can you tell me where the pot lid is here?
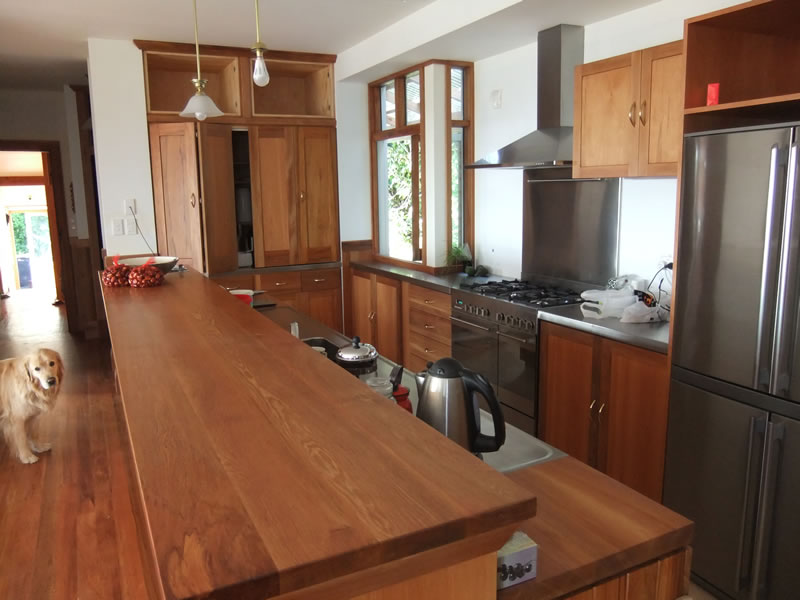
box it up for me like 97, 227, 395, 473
337, 337, 378, 362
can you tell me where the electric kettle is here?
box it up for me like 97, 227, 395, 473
415, 357, 506, 454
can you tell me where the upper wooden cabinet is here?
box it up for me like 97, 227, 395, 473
538, 321, 670, 502
149, 122, 238, 274
138, 43, 336, 122
573, 40, 683, 178
250, 125, 340, 267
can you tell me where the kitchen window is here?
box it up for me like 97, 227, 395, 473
370, 62, 473, 269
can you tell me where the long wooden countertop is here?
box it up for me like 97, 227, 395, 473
100, 270, 536, 600
500, 458, 693, 600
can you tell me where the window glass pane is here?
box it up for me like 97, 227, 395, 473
377, 136, 417, 261
451, 67, 464, 120
451, 128, 464, 251
405, 71, 421, 125
380, 80, 396, 130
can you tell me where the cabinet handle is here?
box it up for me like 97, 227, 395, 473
313, 278, 326, 283
368, 312, 376, 321
299, 191, 305, 200
424, 299, 434, 304
639, 99, 647, 126
598, 403, 606, 416
589, 399, 596, 412
190, 193, 197, 208
424, 324, 434, 330
628, 102, 637, 127
424, 348, 432, 353
274, 282, 286, 287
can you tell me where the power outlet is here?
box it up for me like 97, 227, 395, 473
111, 218, 124, 236
124, 198, 136, 215
124, 217, 138, 236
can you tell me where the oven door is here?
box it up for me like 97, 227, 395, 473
449, 315, 498, 384
496, 328, 538, 435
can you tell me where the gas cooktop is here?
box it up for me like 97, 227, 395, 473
459, 279, 583, 308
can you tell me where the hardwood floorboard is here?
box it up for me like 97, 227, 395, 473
0, 290, 151, 600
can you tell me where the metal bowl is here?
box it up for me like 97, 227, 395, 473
119, 256, 179, 274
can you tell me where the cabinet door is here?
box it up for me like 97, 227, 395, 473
301, 288, 343, 332
251, 126, 297, 267
149, 122, 204, 269
375, 275, 402, 364
297, 127, 340, 264
197, 123, 238, 274
599, 339, 669, 501
573, 52, 641, 178
538, 322, 597, 463
351, 270, 374, 345
638, 41, 683, 177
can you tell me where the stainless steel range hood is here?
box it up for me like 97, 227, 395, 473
467, 24, 583, 174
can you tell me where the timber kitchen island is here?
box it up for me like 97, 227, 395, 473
100, 269, 537, 600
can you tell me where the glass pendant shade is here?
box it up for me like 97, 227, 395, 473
253, 54, 270, 87
180, 89, 223, 121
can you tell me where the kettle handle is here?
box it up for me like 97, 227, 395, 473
463, 369, 505, 452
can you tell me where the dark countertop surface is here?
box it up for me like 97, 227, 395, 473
350, 262, 670, 353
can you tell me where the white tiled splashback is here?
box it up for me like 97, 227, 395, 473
617, 177, 677, 281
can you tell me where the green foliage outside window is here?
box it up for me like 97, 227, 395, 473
387, 138, 413, 246
12, 213, 28, 255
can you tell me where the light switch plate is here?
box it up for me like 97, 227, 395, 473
124, 198, 136, 215
124, 217, 137, 236
111, 218, 124, 236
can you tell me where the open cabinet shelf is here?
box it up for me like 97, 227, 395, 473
250, 59, 334, 118
684, 0, 800, 114
144, 51, 241, 116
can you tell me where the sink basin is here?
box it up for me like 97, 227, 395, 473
302, 337, 340, 361
480, 411, 566, 473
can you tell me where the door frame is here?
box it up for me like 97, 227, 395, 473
0, 140, 79, 333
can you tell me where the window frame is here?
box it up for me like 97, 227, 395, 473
368, 60, 474, 273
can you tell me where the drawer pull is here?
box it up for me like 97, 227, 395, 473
424, 299, 434, 304
424, 348, 432, 353
313, 278, 326, 283
274, 282, 287, 287
424, 324, 434, 330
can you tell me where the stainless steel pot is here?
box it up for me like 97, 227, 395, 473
336, 337, 378, 379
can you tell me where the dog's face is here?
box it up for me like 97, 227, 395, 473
26, 349, 64, 392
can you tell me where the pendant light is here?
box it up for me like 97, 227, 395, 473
180, 0, 223, 121
251, 0, 270, 87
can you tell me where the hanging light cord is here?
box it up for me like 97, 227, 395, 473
192, 0, 201, 80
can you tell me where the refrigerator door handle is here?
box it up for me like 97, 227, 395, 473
735, 416, 767, 592
755, 145, 787, 391
749, 421, 785, 600
770, 142, 800, 396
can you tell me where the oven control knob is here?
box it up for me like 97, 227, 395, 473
506, 315, 518, 327
524, 319, 534, 330
483, 308, 490, 318
496, 313, 505, 322
467, 305, 475, 314
479, 307, 488, 317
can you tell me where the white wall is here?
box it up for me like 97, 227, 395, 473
335, 81, 372, 241
87, 38, 155, 256
0, 89, 78, 237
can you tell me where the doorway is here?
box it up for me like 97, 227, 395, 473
0, 152, 62, 302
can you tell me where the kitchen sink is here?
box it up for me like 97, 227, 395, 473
302, 337, 340, 361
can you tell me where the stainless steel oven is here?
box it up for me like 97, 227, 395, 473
450, 291, 538, 435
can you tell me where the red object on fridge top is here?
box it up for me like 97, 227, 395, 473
393, 386, 413, 413
707, 83, 720, 106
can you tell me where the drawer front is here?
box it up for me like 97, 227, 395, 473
407, 284, 451, 318
257, 271, 302, 292
408, 334, 451, 362
408, 309, 451, 346
211, 274, 256, 290
301, 268, 341, 291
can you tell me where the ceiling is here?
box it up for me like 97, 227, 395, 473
0, 0, 656, 90
0, 0, 436, 89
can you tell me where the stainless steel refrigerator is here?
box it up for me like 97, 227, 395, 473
665, 125, 800, 600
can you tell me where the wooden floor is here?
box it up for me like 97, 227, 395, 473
0, 290, 150, 599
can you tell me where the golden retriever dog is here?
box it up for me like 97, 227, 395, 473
0, 348, 64, 464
